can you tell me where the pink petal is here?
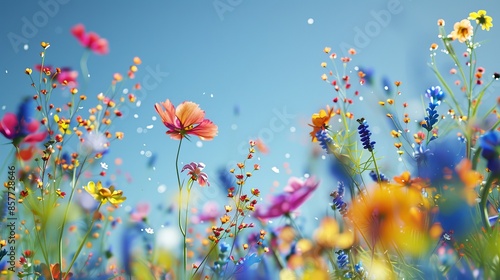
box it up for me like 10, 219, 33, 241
155, 99, 177, 129
24, 131, 47, 143
71, 24, 86, 41
0, 113, 18, 139
188, 119, 218, 140
91, 38, 109, 55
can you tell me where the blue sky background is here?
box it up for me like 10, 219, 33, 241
1, 0, 500, 249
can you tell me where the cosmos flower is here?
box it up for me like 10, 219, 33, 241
468, 10, 493, 31
254, 177, 320, 219
155, 99, 218, 140
449, 19, 473, 43
0, 98, 47, 147
71, 23, 109, 55
84, 181, 126, 206
182, 162, 210, 186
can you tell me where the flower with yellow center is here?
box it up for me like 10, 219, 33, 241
468, 10, 493, 31
84, 181, 126, 206
449, 19, 473, 43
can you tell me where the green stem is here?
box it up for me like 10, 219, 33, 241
64, 201, 103, 277
480, 173, 499, 230
173, 138, 186, 277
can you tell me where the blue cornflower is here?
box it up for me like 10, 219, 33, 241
217, 167, 236, 191
369, 170, 389, 182
316, 129, 334, 153
422, 102, 439, 132
331, 181, 348, 217
479, 130, 500, 175
336, 250, 349, 269
425, 86, 445, 105
357, 118, 376, 152
355, 262, 365, 274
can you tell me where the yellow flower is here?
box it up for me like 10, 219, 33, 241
54, 115, 71, 134
469, 10, 493, 31
449, 19, 473, 43
84, 181, 126, 206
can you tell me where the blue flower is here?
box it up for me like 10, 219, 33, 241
217, 167, 235, 191
422, 102, 439, 132
316, 129, 334, 153
369, 170, 389, 182
336, 250, 349, 269
425, 86, 445, 105
357, 118, 376, 152
479, 130, 500, 175
331, 181, 348, 217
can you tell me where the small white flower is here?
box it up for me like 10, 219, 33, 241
100, 162, 108, 170
144, 227, 154, 234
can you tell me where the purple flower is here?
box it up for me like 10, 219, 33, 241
357, 118, 376, 152
182, 162, 210, 186
254, 177, 320, 219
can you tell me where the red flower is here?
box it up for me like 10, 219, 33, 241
0, 99, 47, 147
71, 24, 109, 55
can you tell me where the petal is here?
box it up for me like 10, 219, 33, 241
181, 162, 196, 173
24, 131, 48, 143
71, 24, 86, 41
176, 101, 205, 128
155, 99, 177, 128
0, 113, 18, 139
188, 119, 218, 140
91, 38, 109, 55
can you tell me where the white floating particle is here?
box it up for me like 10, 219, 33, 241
100, 162, 108, 170
140, 150, 145, 155
152, 116, 157, 121
210, 94, 214, 98
271, 167, 280, 173
315, 217, 318, 220
88, 74, 91, 78
384, 86, 389, 90
124, 205, 132, 212
1, 106, 5, 110
338, 119, 342, 122
143, 129, 148, 134
146, 124, 154, 129
157, 184, 167, 193
359, 96, 364, 101
148, 177, 151, 181
122, 88, 129, 94
321, 155, 326, 160
136, 127, 143, 133
134, 114, 139, 118
231, 124, 238, 130
136, 100, 142, 107
303, 173, 310, 178
145, 151, 152, 157
290, 127, 296, 132
24, 44, 29, 50
144, 227, 154, 234
202, 92, 206, 95
196, 141, 203, 148
307, 18, 314, 24
285, 153, 290, 159
5, 70, 8, 74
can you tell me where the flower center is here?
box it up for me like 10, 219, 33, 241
99, 188, 112, 198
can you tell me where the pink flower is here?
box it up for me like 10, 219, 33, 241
254, 177, 320, 219
0, 99, 47, 147
71, 23, 109, 55
191, 201, 221, 223
57, 68, 79, 88
182, 162, 210, 186
155, 99, 218, 140
130, 202, 150, 223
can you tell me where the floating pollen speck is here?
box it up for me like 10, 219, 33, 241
271, 167, 280, 173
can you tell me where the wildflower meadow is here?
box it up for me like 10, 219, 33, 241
1, 2, 500, 280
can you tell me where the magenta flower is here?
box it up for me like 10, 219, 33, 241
57, 68, 79, 88
191, 201, 221, 223
182, 162, 210, 186
0, 99, 47, 147
254, 177, 320, 219
71, 23, 109, 55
